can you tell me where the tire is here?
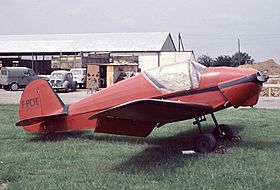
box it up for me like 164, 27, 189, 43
72, 82, 77, 91
64, 82, 69, 92
194, 133, 217, 153
11, 83, 19, 91
213, 124, 234, 140
3, 85, 10, 91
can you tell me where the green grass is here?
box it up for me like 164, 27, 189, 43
0, 105, 280, 190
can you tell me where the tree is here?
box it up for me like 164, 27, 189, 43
197, 52, 254, 67
231, 52, 253, 67
213, 55, 231, 67
197, 54, 214, 67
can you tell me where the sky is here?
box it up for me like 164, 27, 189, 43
0, 0, 279, 63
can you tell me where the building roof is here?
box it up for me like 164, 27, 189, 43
0, 32, 176, 54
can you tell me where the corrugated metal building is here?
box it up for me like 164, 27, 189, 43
0, 32, 194, 73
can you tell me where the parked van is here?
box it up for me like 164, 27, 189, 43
70, 68, 86, 88
0, 67, 38, 91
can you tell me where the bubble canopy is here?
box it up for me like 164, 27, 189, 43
144, 61, 206, 92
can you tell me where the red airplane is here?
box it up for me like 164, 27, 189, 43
16, 61, 268, 153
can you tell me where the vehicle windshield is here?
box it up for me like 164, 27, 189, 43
71, 70, 82, 75
50, 73, 65, 80
0, 69, 7, 75
144, 61, 206, 92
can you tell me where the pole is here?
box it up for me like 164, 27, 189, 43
178, 33, 181, 52
178, 33, 185, 52
238, 38, 241, 66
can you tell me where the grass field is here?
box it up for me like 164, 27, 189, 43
0, 105, 280, 190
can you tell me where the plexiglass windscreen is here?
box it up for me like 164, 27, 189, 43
144, 61, 205, 92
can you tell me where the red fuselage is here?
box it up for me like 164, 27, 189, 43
22, 66, 261, 133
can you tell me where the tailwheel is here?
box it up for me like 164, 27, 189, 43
194, 133, 217, 153
213, 124, 241, 142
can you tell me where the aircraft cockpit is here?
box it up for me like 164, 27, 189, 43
144, 61, 206, 92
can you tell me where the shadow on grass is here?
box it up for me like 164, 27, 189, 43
112, 139, 280, 174
26, 123, 280, 173
29, 128, 199, 147
29, 127, 203, 172
28, 124, 245, 143
28, 124, 249, 151
112, 129, 201, 173
27, 123, 280, 172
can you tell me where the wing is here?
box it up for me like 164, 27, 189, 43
90, 99, 213, 137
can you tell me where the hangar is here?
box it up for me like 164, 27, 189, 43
0, 32, 194, 74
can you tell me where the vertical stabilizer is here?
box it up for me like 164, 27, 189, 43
17, 79, 66, 127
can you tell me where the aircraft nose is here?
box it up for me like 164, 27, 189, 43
217, 68, 267, 108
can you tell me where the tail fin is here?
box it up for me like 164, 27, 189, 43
16, 79, 67, 127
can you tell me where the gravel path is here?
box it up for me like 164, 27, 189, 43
0, 89, 279, 109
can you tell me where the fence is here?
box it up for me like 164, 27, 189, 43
263, 75, 280, 97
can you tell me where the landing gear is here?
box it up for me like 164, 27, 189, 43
213, 124, 234, 140
192, 113, 240, 153
193, 116, 217, 153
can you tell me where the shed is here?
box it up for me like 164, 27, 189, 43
0, 32, 193, 73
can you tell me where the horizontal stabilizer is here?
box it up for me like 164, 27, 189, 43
16, 112, 68, 126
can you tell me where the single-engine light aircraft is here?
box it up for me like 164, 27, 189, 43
16, 61, 268, 152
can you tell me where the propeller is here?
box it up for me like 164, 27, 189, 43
256, 71, 269, 83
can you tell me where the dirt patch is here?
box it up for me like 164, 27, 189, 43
240, 59, 280, 75
240, 59, 280, 97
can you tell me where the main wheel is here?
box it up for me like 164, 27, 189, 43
194, 133, 217, 153
11, 83, 19, 91
213, 124, 234, 140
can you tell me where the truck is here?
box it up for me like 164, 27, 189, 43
0, 67, 38, 91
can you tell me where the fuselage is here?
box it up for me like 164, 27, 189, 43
20, 61, 264, 134
61, 66, 262, 132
